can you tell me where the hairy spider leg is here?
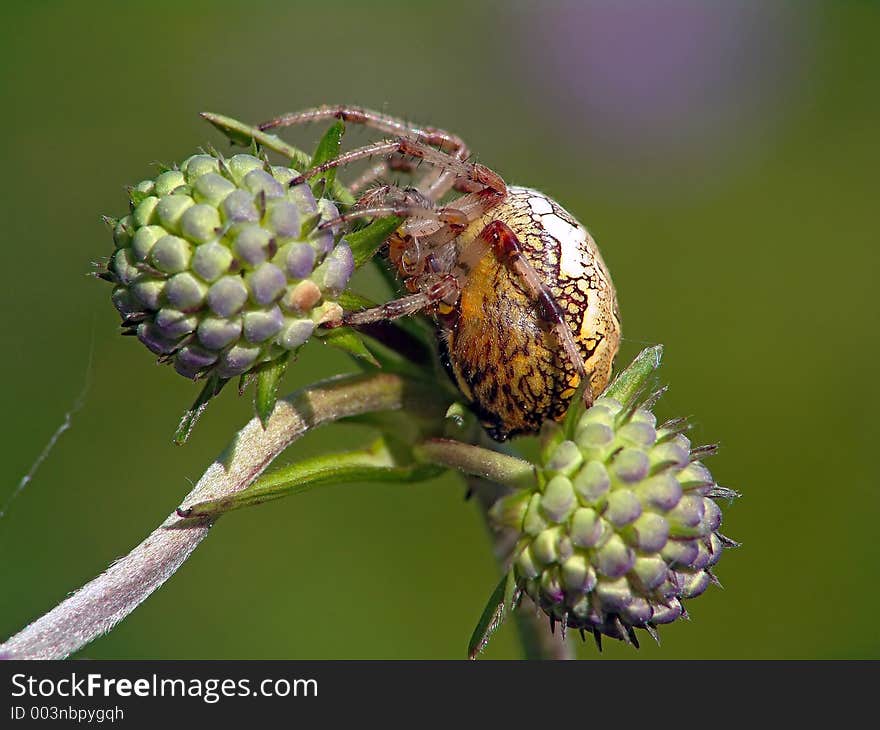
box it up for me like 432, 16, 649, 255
478, 219, 594, 407
258, 104, 469, 154
289, 137, 505, 196
348, 154, 415, 194
292, 137, 514, 342
256, 105, 472, 200
342, 275, 460, 326
319, 184, 469, 233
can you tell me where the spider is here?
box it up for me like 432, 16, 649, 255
258, 105, 621, 441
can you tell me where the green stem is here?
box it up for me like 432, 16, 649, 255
0, 371, 441, 660
413, 438, 536, 491
183, 438, 443, 517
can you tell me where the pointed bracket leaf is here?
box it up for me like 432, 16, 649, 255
180, 439, 443, 517
254, 353, 291, 428
309, 120, 345, 199
319, 326, 380, 368
346, 217, 403, 268
174, 375, 229, 445
604, 344, 664, 405
468, 569, 520, 660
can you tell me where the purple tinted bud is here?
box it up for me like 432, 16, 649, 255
612, 448, 650, 484
221, 189, 260, 223
661, 539, 699, 567
288, 179, 319, 215
277, 318, 315, 350
197, 317, 241, 350
216, 344, 262, 377
136, 322, 179, 355
112, 286, 139, 316
111, 248, 139, 285
180, 204, 221, 244
207, 276, 248, 317
652, 441, 690, 469
243, 306, 285, 343
150, 235, 192, 274
625, 513, 669, 553
317, 243, 354, 293
243, 168, 285, 199
174, 345, 218, 379
622, 598, 653, 625
232, 225, 271, 267
312, 199, 340, 254
285, 242, 316, 279
631, 556, 668, 590
265, 201, 301, 238
618, 421, 657, 448
676, 570, 710, 599
570, 508, 603, 548
605, 489, 642, 527
593, 535, 636, 578
246, 263, 286, 306
154, 308, 198, 339
636, 473, 682, 511
130, 279, 164, 310
164, 273, 207, 311
192, 172, 236, 207
191, 242, 233, 282
650, 600, 683, 625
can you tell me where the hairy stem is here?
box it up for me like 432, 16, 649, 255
0, 372, 434, 660
415, 439, 536, 491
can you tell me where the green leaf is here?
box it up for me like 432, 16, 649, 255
174, 375, 229, 445
299, 212, 322, 239
356, 327, 432, 380
254, 353, 290, 429
562, 379, 592, 440
336, 290, 377, 312
126, 186, 150, 207
181, 439, 442, 517
560, 345, 665, 439
199, 112, 355, 205
346, 217, 402, 268
320, 326, 380, 368
468, 569, 519, 660
309, 120, 345, 198
604, 344, 664, 405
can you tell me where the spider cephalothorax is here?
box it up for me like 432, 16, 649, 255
258, 105, 621, 440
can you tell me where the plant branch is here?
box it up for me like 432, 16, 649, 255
414, 439, 536, 491
0, 372, 436, 660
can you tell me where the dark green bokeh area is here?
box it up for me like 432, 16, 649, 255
0, 1, 877, 659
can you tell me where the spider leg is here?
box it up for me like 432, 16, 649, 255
257, 104, 469, 155
257, 105, 477, 202
348, 154, 415, 194
478, 220, 594, 408
289, 137, 505, 232
320, 184, 468, 234
342, 275, 459, 326
321, 203, 467, 232
290, 137, 505, 197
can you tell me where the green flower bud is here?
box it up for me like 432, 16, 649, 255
101, 152, 354, 381
491, 395, 738, 648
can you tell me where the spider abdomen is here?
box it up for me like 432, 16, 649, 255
439, 187, 620, 441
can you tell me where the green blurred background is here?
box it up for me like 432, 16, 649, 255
0, 1, 877, 659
